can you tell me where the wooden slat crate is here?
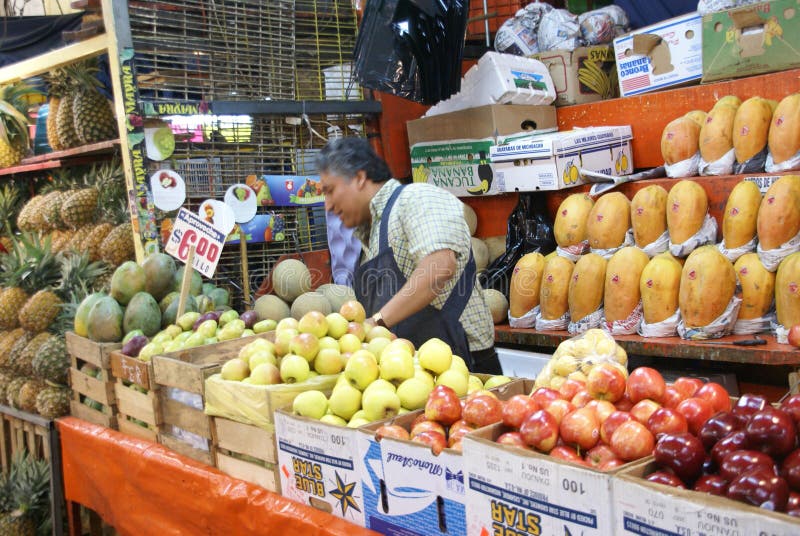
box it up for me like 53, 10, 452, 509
66, 332, 120, 429
111, 351, 161, 442
213, 417, 280, 492
0, 404, 53, 472
152, 333, 274, 466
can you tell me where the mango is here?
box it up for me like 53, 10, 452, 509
679, 246, 736, 328
568, 253, 606, 321
722, 180, 761, 249
539, 256, 574, 321
667, 180, 708, 244
509, 252, 545, 318
640, 253, 683, 324
630, 185, 668, 248
757, 175, 800, 250
554, 193, 594, 248
734, 253, 775, 320
587, 192, 630, 250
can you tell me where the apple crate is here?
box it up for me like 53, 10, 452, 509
152, 333, 274, 466
212, 417, 280, 492
110, 351, 161, 443
66, 332, 121, 429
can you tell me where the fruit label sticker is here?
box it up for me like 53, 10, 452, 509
224, 184, 257, 223
150, 169, 186, 211
144, 125, 176, 161
165, 208, 225, 278
197, 199, 235, 236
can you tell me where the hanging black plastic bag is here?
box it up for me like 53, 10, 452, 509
480, 193, 555, 296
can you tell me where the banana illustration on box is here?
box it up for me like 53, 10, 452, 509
465, 151, 494, 195
615, 151, 629, 174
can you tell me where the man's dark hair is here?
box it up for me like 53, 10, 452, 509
315, 137, 392, 183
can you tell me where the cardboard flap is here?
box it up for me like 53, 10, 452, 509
731, 9, 764, 30
632, 33, 662, 56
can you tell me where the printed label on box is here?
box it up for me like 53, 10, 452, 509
410, 139, 499, 197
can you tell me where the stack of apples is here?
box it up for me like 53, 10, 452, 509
647, 390, 800, 516
534, 329, 629, 391
486, 364, 736, 471
374, 384, 511, 454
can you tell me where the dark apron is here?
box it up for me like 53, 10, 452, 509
353, 184, 476, 367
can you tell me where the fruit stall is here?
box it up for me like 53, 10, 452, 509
1, 0, 800, 535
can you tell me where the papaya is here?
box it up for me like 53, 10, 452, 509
733, 97, 775, 163
539, 255, 574, 320
640, 252, 683, 324
554, 193, 594, 248
568, 253, 606, 321
768, 93, 800, 165
604, 247, 650, 322
715, 95, 742, 109
756, 175, 800, 249
679, 245, 736, 328
722, 180, 761, 249
586, 192, 630, 250
684, 110, 707, 128
776, 252, 800, 328
734, 253, 775, 320
700, 104, 738, 163
661, 116, 701, 165
630, 185, 668, 248
667, 180, 708, 244
509, 252, 545, 318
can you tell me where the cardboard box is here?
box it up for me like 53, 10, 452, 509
614, 459, 800, 535
702, 0, 800, 83
533, 46, 618, 106
463, 423, 636, 535
613, 13, 703, 97
490, 126, 633, 192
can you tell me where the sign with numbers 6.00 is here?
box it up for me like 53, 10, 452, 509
164, 208, 225, 278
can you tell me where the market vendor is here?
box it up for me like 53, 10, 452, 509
317, 137, 501, 374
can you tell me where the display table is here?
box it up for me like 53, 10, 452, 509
57, 417, 379, 536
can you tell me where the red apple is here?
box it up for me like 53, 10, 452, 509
788, 491, 800, 510
586, 362, 627, 402
727, 468, 789, 512
496, 431, 528, 450
502, 395, 539, 429
550, 445, 583, 464
711, 431, 750, 466
560, 407, 600, 450
676, 397, 715, 435
585, 444, 618, 468
647, 471, 686, 488
698, 411, 744, 451
695, 382, 732, 414
520, 409, 559, 453
630, 399, 662, 425
412, 430, 447, 455
450, 439, 463, 452
610, 420, 655, 461
571, 389, 594, 408
647, 407, 689, 438
601, 410, 635, 445
410, 412, 428, 429
780, 394, 800, 429
425, 385, 462, 425
585, 399, 616, 424
531, 387, 561, 408
543, 399, 575, 426
654, 432, 706, 482
463, 394, 504, 428
673, 377, 704, 399
789, 324, 800, 348
693, 474, 729, 496
375, 424, 410, 441
746, 407, 798, 458
447, 419, 475, 447
661, 387, 685, 409
465, 389, 498, 402
719, 450, 776, 482
410, 420, 447, 439
626, 367, 666, 404
781, 449, 800, 492
732, 393, 768, 420
614, 393, 634, 412
599, 458, 625, 471
558, 378, 586, 401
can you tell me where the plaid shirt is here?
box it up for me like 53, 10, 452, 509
354, 179, 494, 352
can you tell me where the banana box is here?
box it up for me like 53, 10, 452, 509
490, 125, 633, 192
410, 139, 501, 197
533, 45, 618, 106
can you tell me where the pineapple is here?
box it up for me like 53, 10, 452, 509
101, 222, 134, 267
44, 67, 69, 151
83, 222, 113, 261
0, 183, 21, 237
0, 367, 12, 402
35, 383, 71, 419
0, 83, 37, 168
60, 188, 98, 228
0, 453, 51, 535
17, 379, 45, 412
0, 288, 27, 330
16, 194, 47, 232
5, 331, 34, 372
10, 332, 51, 377
55, 73, 80, 149
0, 328, 26, 366
32, 334, 69, 385
66, 59, 117, 145
5, 376, 29, 408
65, 224, 95, 255
49, 228, 75, 253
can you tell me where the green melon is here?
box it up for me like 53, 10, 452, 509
74, 292, 107, 337
142, 253, 177, 302
110, 261, 146, 305
208, 287, 230, 307
172, 266, 203, 296
123, 292, 162, 336
86, 295, 124, 342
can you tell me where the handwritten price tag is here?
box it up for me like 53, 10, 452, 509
164, 208, 225, 278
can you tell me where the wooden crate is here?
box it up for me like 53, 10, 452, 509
0, 404, 54, 472
65, 331, 122, 369
111, 351, 161, 441
213, 417, 280, 492
66, 332, 120, 429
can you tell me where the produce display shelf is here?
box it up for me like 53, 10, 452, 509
0, 34, 109, 85
495, 325, 800, 365
0, 139, 120, 177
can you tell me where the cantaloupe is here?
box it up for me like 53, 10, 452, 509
463, 203, 478, 236
768, 93, 800, 165
254, 294, 291, 322
485, 289, 509, 324
661, 117, 701, 165
540, 256, 574, 320
485, 236, 507, 264
630, 185, 668, 248
472, 237, 490, 271
568, 253, 606, 321
776, 252, 800, 328
587, 192, 630, 250
667, 180, 708, 244
722, 180, 761, 249
272, 259, 311, 302
733, 97, 775, 164
604, 247, 650, 322
291, 291, 332, 319
679, 246, 736, 328
509, 252, 545, 318
734, 253, 775, 320
757, 175, 800, 250
554, 193, 594, 248
640, 253, 683, 324
700, 104, 738, 163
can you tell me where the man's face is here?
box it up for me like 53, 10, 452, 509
321, 171, 369, 228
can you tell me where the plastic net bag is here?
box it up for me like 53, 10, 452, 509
677, 296, 742, 340
533, 328, 628, 390
665, 152, 701, 178
638, 309, 681, 338
757, 227, 800, 272
637, 230, 670, 258
494, 1, 553, 56
699, 148, 736, 176
669, 214, 718, 258
603, 300, 644, 336
718, 236, 757, 263
568, 306, 604, 334
509, 305, 539, 328
578, 10, 615, 46
538, 9, 582, 52
591, 229, 634, 260
772, 319, 790, 344
732, 147, 768, 174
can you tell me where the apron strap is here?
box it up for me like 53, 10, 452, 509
441, 251, 477, 321
378, 184, 407, 252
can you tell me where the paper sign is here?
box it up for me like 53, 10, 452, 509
224, 184, 257, 223
144, 125, 176, 161
197, 199, 235, 235
150, 169, 186, 211
164, 208, 225, 278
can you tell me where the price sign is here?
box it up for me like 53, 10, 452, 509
164, 208, 225, 278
